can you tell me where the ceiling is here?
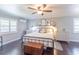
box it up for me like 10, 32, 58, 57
0, 4, 79, 19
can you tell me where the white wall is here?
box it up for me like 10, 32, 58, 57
26, 19, 41, 33
2, 32, 20, 45
53, 17, 79, 42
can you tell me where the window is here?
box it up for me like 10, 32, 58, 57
0, 19, 9, 32
0, 18, 17, 32
10, 20, 17, 32
73, 18, 79, 33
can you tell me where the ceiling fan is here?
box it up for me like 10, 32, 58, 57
27, 4, 52, 16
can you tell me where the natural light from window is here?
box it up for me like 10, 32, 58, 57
73, 18, 79, 33
0, 18, 17, 32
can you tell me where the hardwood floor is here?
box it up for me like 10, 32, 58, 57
0, 40, 24, 55
0, 40, 79, 55
54, 41, 79, 55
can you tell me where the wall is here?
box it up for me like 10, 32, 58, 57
53, 16, 79, 42
26, 19, 41, 33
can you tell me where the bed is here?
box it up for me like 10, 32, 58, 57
23, 32, 54, 49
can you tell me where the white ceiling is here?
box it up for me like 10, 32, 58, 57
0, 4, 79, 19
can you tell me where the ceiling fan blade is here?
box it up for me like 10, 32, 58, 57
32, 12, 37, 14
28, 7, 36, 10
43, 10, 52, 12
43, 4, 47, 8
37, 6, 41, 10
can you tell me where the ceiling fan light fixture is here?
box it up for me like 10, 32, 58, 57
37, 11, 42, 14
28, 4, 52, 16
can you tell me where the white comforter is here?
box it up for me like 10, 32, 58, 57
24, 32, 54, 39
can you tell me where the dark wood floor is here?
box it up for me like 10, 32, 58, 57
0, 40, 24, 55
0, 40, 79, 55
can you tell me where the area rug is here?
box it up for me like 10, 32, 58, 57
54, 42, 63, 51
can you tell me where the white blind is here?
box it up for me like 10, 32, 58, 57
0, 18, 17, 32
73, 18, 79, 33
0, 19, 9, 32
10, 20, 17, 32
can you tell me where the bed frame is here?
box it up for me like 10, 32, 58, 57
22, 35, 54, 49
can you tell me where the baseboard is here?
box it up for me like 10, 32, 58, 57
69, 40, 79, 43
56, 39, 79, 43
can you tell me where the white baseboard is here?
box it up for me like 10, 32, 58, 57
69, 40, 79, 42
57, 39, 79, 42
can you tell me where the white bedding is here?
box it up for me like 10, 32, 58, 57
24, 32, 54, 39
